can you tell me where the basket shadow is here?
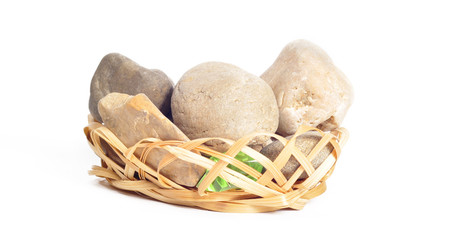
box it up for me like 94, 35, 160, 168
92, 179, 222, 212
92, 179, 296, 213
93, 179, 148, 200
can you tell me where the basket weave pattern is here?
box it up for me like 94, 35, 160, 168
85, 116, 348, 213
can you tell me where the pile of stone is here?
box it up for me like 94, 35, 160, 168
88, 39, 353, 188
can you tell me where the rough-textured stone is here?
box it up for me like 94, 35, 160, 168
261, 40, 353, 135
100, 139, 125, 167
89, 53, 174, 122
260, 131, 333, 180
98, 92, 205, 187
171, 62, 279, 150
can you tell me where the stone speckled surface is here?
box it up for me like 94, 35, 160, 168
171, 62, 279, 150
261, 40, 353, 135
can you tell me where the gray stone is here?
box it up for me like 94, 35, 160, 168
260, 131, 333, 180
98, 92, 205, 187
89, 53, 174, 122
100, 139, 125, 167
171, 62, 279, 151
261, 40, 353, 135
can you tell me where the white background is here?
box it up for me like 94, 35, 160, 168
1, 0, 455, 239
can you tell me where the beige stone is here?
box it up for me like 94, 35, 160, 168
171, 62, 279, 150
260, 131, 333, 180
98, 93, 205, 187
261, 40, 353, 135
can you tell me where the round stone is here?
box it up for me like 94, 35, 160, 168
171, 62, 279, 148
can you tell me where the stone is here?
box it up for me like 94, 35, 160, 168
260, 131, 333, 180
98, 92, 205, 187
100, 139, 125, 167
261, 40, 353, 135
89, 53, 174, 122
171, 62, 279, 150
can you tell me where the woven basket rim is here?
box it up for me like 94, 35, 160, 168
84, 115, 348, 213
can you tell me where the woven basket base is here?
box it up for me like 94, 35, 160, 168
84, 116, 348, 213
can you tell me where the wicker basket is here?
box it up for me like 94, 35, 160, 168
84, 115, 348, 213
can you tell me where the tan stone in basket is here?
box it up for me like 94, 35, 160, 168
84, 115, 348, 213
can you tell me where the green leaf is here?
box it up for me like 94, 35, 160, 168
196, 151, 263, 192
